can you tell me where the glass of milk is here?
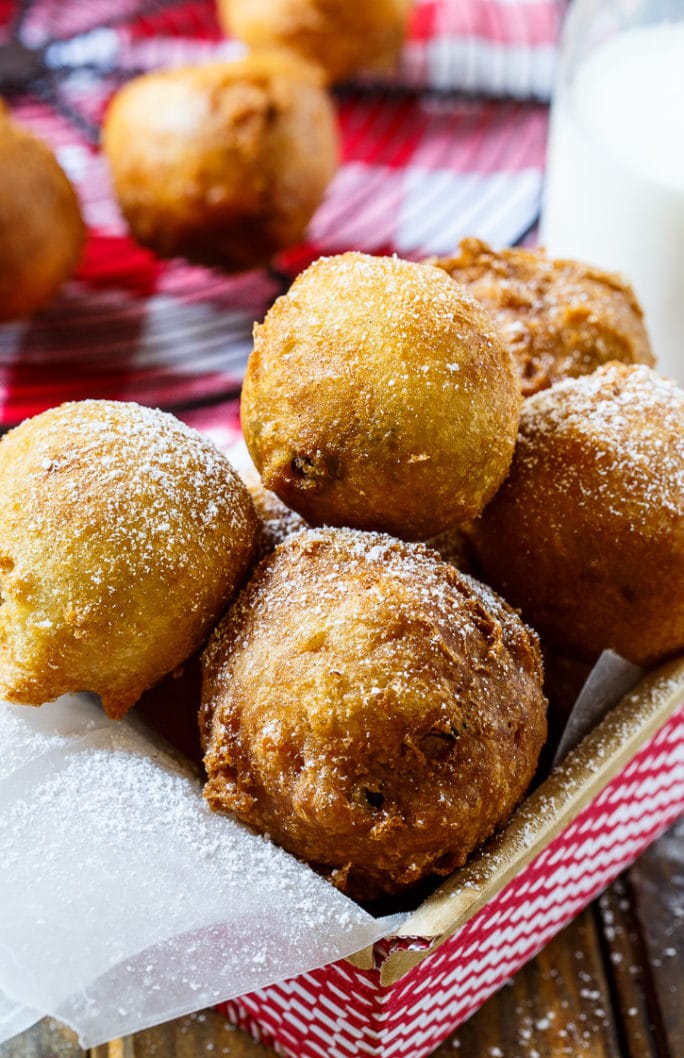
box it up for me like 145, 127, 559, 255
540, 0, 684, 384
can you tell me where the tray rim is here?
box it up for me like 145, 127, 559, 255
343, 654, 684, 981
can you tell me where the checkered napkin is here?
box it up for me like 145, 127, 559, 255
0, 0, 563, 440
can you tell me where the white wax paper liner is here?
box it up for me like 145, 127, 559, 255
0, 695, 400, 1048
553, 649, 645, 766
0, 995, 42, 1044
0, 651, 643, 1048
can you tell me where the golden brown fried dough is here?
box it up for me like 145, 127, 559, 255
0, 400, 258, 718
472, 363, 684, 668
217, 0, 412, 85
234, 453, 309, 558
0, 102, 84, 321
248, 475, 309, 557
201, 527, 547, 900
431, 238, 654, 397
241, 252, 521, 540
425, 522, 476, 574
102, 54, 338, 271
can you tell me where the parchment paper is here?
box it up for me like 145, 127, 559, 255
553, 649, 645, 765
0, 695, 400, 1048
0, 638, 647, 1050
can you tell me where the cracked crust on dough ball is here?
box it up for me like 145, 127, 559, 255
201, 527, 547, 900
431, 238, 654, 397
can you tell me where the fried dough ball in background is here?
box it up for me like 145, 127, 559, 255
0, 400, 258, 718
102, 54, 338, 272
241, 252, 521, 540
471, 363, 684, 669
217, 0, 412, 85
201, 528, 547, 901
431, 238, 654, 397
0, 102, 84, 321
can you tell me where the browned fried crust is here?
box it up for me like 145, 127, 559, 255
102, 54, 338, 272
241, 252, 521, 540
431, 238, 654, 397
0, 400, 259, 717
0, 105, 84, 321
472, 363, 684, 668
201, 527, 547, 900
217, 0, 412, 85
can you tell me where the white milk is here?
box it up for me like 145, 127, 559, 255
541, 22, 684, 384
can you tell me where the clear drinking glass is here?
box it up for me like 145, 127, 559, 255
540, 0, 684, 383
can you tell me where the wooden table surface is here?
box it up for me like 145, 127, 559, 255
3, 813, 682, 1058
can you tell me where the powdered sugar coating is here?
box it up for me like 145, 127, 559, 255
473, 363, 684, 668
0, 400, 258, 716
518, 363, 684, 524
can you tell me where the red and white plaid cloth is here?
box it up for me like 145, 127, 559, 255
0, 0, 564, 442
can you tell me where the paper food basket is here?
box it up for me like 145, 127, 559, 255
215, 656, 684, 1058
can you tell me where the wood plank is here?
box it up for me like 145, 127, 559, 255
630, 815, 684, 1058
0, 1019, 83, 1058
89, 1009, 271, 1058
596, 880, 661, 1058
435, 906, 623, 1058
597, 815, 684, 1058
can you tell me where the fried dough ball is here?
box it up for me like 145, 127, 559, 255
425, 522, 476, 574
201, 527, 547, 900
0, 400, 258, 718
248, 471, 476, 570
102, 54, 338, 272
235, 454, 309, 559
241, 252, 521, 540
472, 363, 684, 668
249, 476, 309, 557
0, 102, 84, 321
217, 0, 412, 85
431, 238, 654, 397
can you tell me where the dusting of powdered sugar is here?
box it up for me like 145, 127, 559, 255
0, 711, 387, 1032
518, 363, 684, 523
203, 525, 542, 715
258, 251, 509, 392
2, 399, 254, 586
